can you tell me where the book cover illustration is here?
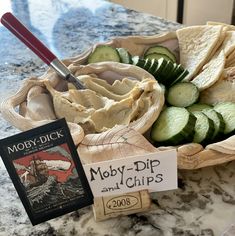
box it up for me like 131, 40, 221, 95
0, 119, 93, 225
13, 143, 85, 214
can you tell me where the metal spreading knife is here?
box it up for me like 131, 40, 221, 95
1, 12, 84, 89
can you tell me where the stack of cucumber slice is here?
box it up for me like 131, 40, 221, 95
151, 107, 196, 146
87, 45, 189, 87
150, 82, 235, 146
132, 56, 188, 87
150, 101, 231, 146
151, 81, 235, 146
144, 45, 177, 63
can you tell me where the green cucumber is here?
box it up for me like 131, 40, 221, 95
116, 48, 132, 64
187, 103, 212, 112
192, 111, 215, 144
132, 55, 189, 88
171, 64, 184, 80
159, 60, 175, 80
202, 109, 225, 140
143, 58, 152, 71
157, 61, 189, 87
164, 63, 184, 86
153, 58, 168, 81
88, 45, 120, 63
151, 107, 196, 145
132, 56, 145, 68
166, 82, 199, 107
170, 69, 189, 86
173, 63, 184, 74
148, 59, 158, 75
160, 61, 176, 87
144, 45, 176, 63
144, 53, 173, 63
170, 63, 189, 86
214, 102, 235, 134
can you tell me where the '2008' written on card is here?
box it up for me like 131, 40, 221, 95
84, 149, 177, 197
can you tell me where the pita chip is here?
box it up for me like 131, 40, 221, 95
206, 25, 228, 61
226, 48, 235, 63
200, 67, 235, 105
191, 50, 225, 90
221, 31, 235, 56
226, 58, 235, 68
203, 31, 235, 70
207, 21, 235, 31
176, 25, 223, 81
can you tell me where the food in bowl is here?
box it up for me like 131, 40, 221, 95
45, 74, 157, 134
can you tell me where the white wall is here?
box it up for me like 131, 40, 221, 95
110, 0, 234, 25
110, 0, 178, 21
183, 0, 234, 25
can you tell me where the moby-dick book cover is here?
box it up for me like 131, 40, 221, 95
0, 119, 93, 225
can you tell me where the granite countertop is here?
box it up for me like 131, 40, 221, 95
0, 0, 235, 235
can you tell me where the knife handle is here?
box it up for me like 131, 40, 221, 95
1, 12, 56, 65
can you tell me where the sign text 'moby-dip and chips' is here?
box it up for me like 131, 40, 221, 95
84, 149, 178, 197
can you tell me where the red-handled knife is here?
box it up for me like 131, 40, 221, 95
1, 12, 84, 89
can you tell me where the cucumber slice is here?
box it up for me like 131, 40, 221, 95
88, 45, 120, 63
144, 45, 176, 63
153, 58, 168, 80
143, 58, 152, 71
148, 59, 158, 75
214, 102, 235, 134
116, 48, 132, 64
132, 56, 145, 68
202, 109, 225, 139
159, 60, 175, 86
151, 107, 196, 145
161, 63, 186, 87
170, 69, 189, 86
145, 53, 173, 63
172, 64, 184, 78
187, 103, 212, 112
192, 111, 215, 144
167, 82, 199, 107
160, 60, 175, 78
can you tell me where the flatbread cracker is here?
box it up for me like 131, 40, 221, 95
225, 36, 235, 67
200, 67, 235, 105
226, 48, 235, 62
224, 66, 235, 78
207, 21, 235, 31
204, 31, 235, 69
202, 26, 227, 70
176, 25, 223, 81
207, 26, 227, 60
221, 31, 235, 56
226, 58, 235, 68
191, 50, 225, 90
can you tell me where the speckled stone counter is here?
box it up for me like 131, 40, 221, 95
1, 1, 235, 235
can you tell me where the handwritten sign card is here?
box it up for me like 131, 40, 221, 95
84, 149, 177, 197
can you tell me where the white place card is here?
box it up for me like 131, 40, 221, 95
84, 149, 178, 197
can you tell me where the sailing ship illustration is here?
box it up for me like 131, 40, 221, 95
12, 144, 85, 208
